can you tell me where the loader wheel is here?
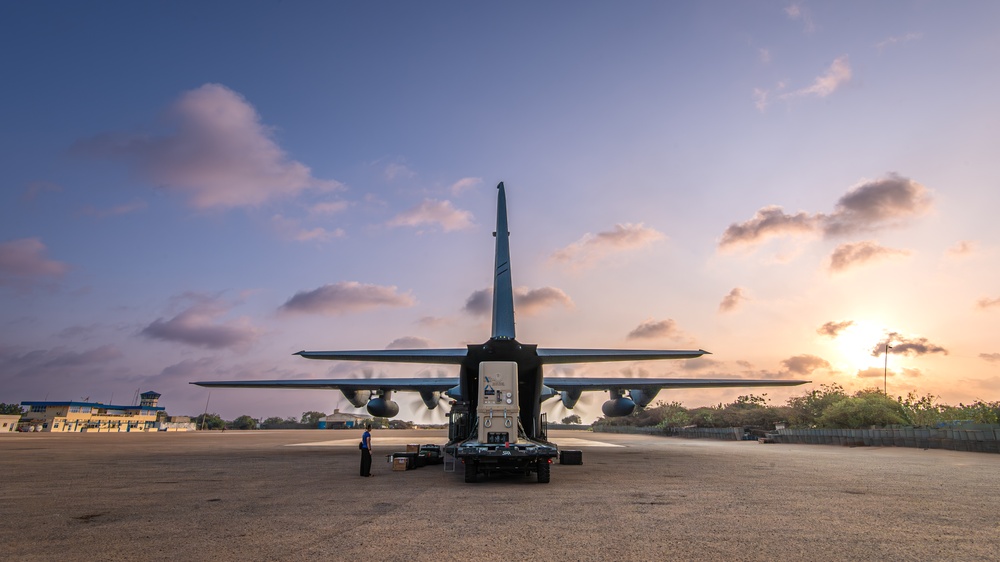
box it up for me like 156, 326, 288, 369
536, 460, 550, 483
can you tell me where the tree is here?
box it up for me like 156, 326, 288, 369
561, 414, 582, 425
817, 389, 908, 429
785, 384, 848, 428
194, 413, 225, 430
300, 411, 326, 426
231, 415, 258, 430
0, 403, 24, 415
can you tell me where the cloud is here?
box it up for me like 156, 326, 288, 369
719, 206, 819, 248
309, 201, 349, 215
386, 336, 432, 349
280, 281, 415, 315
43, 344, 124, 367
514, 286, 574, 315
140, 294, 260, 349
626, 318, 682, 341
71, 83, 340, 209
20, 181, 62, 202
270, 214, 345, 242
79, 200, 148, 218
946, 240, 976, 258
463, 286, 573, 317
871, 331, 948, 357
829, 241, 910, 272
781, 354, 830, 375
463, 289, 492, 316
856, 367, 885, 379
980, 353, 1000, 363
876, 33, 922, 51
817, 320, 854, 337
387, 199, 474, 232
550, 223, 665, 268
718, 287, 748, 313
720, 174, 932, 250
384, 162, 416, 181
822, 174, 933, 236
0, 238, 70, 286
783, 56, 851, 99
450, 177, 482, 195
784, 3, 815, 33
976, 296, 1000, 310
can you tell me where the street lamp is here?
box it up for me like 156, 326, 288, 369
884, 343, 893, 395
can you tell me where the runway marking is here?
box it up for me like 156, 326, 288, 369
287, 437, 622, 448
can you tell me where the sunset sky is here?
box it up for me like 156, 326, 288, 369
2, 1, 999, 422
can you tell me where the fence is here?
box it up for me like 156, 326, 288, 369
594, 425, 1000, 453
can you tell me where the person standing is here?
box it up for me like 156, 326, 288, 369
360, 424, 373, 477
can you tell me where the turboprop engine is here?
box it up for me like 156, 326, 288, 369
366, 391, 399, 418
601, 395, 636, 417
342, 390, 368, 409
629, 388, 661, 408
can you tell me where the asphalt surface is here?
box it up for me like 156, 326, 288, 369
2, 429, 998, 561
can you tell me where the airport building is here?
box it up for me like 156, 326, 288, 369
1, 414, 20, 433
319, 409, 371, 429
19, 391, 166, 433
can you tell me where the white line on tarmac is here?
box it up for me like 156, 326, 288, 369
286, 437, 623, 448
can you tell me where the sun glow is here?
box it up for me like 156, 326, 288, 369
829, 321, 887, 373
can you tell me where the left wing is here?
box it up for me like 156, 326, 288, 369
190, 377, 457, 392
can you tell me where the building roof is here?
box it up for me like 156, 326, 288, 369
20, 401, 165, 411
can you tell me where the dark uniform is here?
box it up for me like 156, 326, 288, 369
360, 426, 372, 477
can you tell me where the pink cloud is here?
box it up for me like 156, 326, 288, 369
0, 238, 70, 286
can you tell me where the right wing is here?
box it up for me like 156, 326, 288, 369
190, 377, 458, 393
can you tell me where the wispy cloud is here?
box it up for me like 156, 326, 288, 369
463, 286, 573, 316
871, 331, 948, 357
946, 240, 977, 258
140, 293, 260, 350
876, 33, 922, 51
72, 83, 340, 209
783, 56, 851, 99
977, 296, 1000, 310
309, 201, 349, 215
450, 177, 482, 195
781, 354, 830, 375
718, 287, 748, 313
817, 320, 854, 337
386, 336, 432, 349
829, 241, 910, 272
626, 318, 683, 341
550, 223, 665, 269
79, 200, 148, 218
784, 3, 815, 33
270, 214, 345, 242
20, 181, 62, 202
720, 173, 932, 250
980, 353, 1000, 363
0, 238, 70, 287
280, 281, 415, 315
384, 162, 416, 181
387, 199, 474, 232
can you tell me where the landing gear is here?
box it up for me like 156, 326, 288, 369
464, 461, 478, 483
536, 459, 550, 483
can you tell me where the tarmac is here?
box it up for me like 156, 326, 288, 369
2, 429, 999, 561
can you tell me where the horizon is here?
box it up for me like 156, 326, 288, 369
2, 2, 998, 422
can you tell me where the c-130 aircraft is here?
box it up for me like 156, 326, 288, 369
194, 183, 807, 483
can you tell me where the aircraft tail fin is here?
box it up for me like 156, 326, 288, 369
491, 182, 515, 340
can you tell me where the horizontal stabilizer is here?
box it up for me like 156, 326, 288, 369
191, 377, 458, 392
295, 349, 467, 364
537, 348, 709, 364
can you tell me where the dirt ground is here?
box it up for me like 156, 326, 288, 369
2, 429, 998, 561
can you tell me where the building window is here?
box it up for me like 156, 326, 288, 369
31, 405, 45, 412
69, 406, 81, 413
80, 407, 91, 414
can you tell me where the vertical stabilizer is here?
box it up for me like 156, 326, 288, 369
491, 182, 515, 339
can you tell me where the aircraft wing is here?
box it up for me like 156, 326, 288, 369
191, 377, 458, 392
543, 377, 809, 391
537, 348, 709, 364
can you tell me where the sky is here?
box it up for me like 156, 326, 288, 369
2, 1, 999, 423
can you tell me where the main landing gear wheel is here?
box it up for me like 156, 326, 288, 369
464, 461, 478, 483
536, 460, 550, 483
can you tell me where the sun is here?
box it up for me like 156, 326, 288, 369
829, 320, 886, 373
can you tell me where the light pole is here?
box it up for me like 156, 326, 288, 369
884, 343, 892, 395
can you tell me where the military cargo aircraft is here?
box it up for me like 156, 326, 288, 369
193, 183, 807, 459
